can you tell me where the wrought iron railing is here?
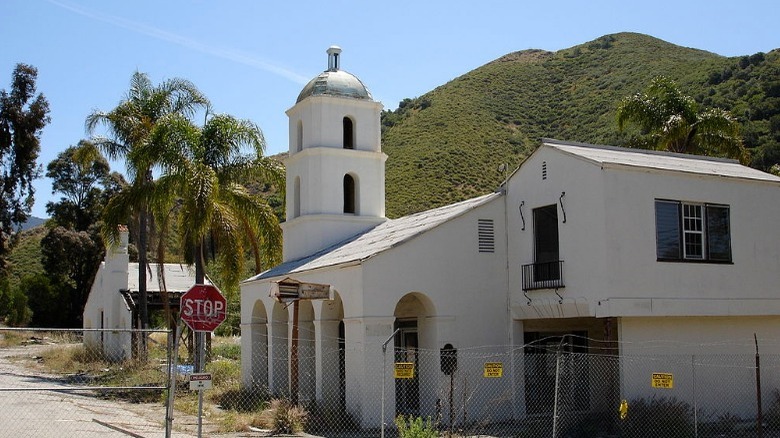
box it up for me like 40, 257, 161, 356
522, 260, 565, 291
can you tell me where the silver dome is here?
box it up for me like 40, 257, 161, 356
296, 46, 373, 103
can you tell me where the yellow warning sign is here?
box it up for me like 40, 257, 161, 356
651, 373, 674, 388
483, 362, 503, 378
394, 362, 415, 379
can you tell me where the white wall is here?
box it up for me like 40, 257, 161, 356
599, 168, 780, 315
82, 234, 131, 361
619, 316, 780, 418
287, 96, 382, 155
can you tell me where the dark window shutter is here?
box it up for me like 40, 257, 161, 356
655, 201, 681, 260
706, 205, 731, 261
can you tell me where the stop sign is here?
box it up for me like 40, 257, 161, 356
180, 284, 227, 332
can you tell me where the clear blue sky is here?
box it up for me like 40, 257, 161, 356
3, 0, 779, 218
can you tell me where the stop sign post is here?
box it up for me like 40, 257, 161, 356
180, 284, 226, 438
181, 284, 226, 332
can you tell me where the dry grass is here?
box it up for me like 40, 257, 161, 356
6, 332, 270, 433
0, 329, 32, 347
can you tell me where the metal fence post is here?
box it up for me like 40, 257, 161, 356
381, 328, 400, 438
166, 323, 183, 438
551, 345, 562, 438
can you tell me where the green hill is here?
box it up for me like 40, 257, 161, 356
381, 32, 780, 217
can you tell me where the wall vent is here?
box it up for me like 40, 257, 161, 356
478, 219, 495, 253
542, 161, 548, 180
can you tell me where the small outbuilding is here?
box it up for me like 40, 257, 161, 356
83, 228, 203, 361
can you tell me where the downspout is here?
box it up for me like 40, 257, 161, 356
501, 180, 515, 414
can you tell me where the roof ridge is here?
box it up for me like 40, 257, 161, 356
541, 138, 740, 165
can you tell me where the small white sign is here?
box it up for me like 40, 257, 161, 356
189, 373, 213, 390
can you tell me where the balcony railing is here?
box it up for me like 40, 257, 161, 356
522, 261, 565, 291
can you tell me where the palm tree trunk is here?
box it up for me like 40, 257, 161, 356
193, 239, 207, 372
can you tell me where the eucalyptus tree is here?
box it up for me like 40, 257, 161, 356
85, 71, 209, 335
39, 142, 123, 327
45, 141, 115, 230
617, 76, 747, 162
0, 63, 50, 271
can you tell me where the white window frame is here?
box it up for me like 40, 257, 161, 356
682, 203, 704, 259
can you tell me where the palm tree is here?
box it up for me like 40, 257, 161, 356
149, 112, 284, 288
85, 72, 209, 343
148, 112, 283, 371
617, 76, 747, 162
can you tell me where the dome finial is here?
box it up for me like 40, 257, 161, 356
327, 46, 342, 71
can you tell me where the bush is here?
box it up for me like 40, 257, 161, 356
395, 415, 438, 438
620, 396, 693, 438
0, 283, 32, 326
306, 401, 359, 433
254, 398, 308, 434
211, 385, 269, 412
205, 358, 240, 386
211, 341, 240, 360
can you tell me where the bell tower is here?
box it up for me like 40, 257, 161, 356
282, 46, 387, 262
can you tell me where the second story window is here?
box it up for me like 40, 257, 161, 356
655, 199, 732, 262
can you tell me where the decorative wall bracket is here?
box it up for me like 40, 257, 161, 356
519, 201, 525, 231
559, 192, 567, 223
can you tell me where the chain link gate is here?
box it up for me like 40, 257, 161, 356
0, 327, 179, 437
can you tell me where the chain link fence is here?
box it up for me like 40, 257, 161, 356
2, 327, 779, 437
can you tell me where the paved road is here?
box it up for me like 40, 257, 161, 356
0, 343, 197, 438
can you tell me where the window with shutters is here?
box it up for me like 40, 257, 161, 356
655, 199, 731, 262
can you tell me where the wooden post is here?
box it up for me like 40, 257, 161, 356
290, 299, 299, 405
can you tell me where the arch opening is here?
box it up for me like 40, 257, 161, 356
343, 117, 354, 149
343, 174, 356, 214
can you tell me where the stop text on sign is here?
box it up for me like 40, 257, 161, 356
182, 298, 224, 319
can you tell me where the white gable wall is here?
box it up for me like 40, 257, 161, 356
506, 146, 611, 318
364, 195, 508, 347
507, 145, 780, 319
362, 195, 510, 423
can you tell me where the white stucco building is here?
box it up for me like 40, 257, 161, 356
241, 47, 780, 428
83, 229, 204, 361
